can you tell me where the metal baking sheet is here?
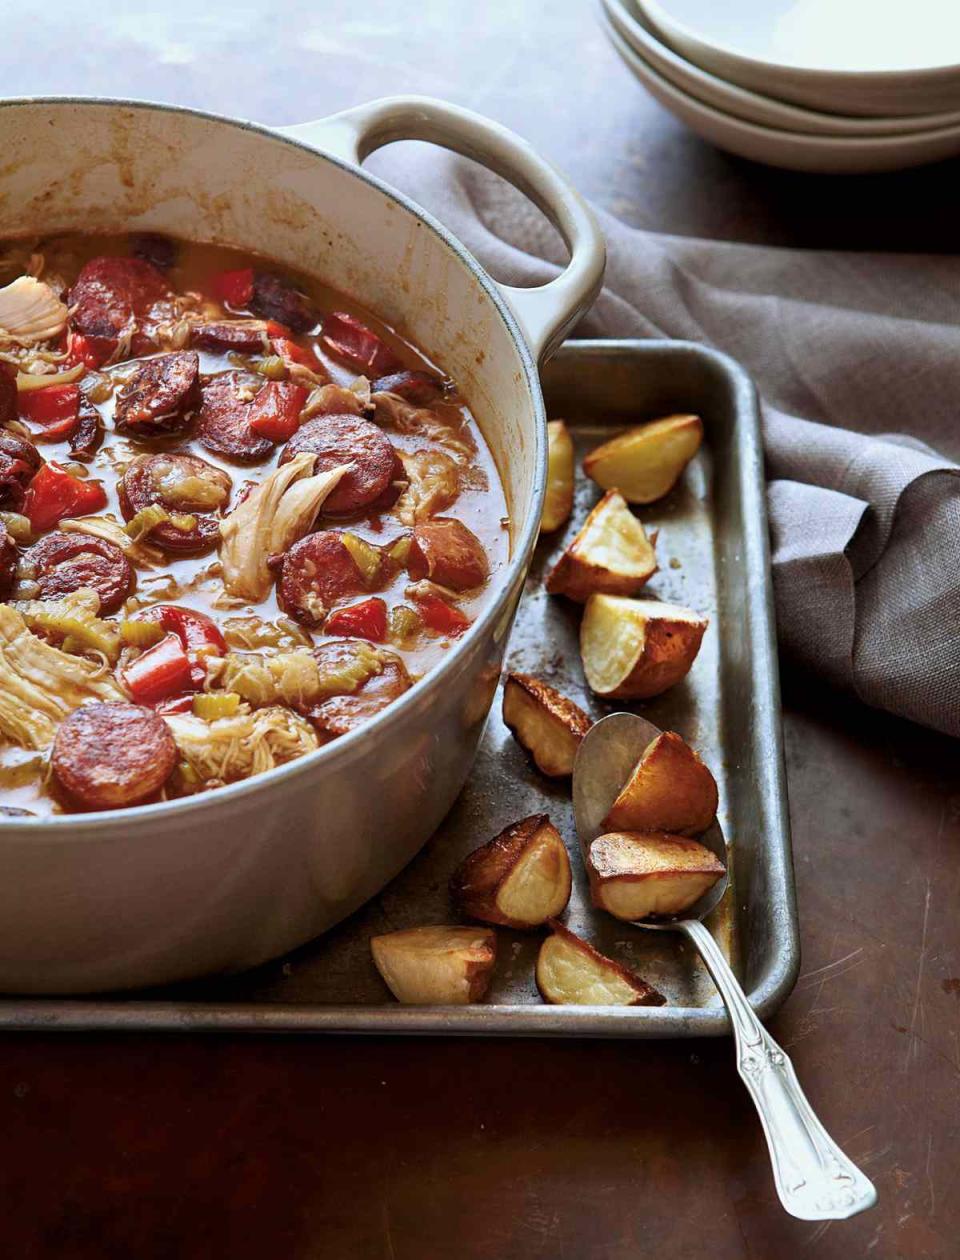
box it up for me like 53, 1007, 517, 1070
0, 339, 799, 1037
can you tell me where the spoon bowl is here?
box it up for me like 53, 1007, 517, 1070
573, 708, 877, 1221
573, 710, 728, 923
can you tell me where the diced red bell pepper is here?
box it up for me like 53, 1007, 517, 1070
121, 633, 194, 705
414, 593, 471, 637
211, 267, 254, 308
321, 312, 400, 376
60, 331, 110, 370
135, 605, 227, 659
155, 693, 196, 716
19, 384, 81, 441
324, 597, 387, 643
272, 335, 324, 373
23, 462, 107, 532
248, 381, 308, 442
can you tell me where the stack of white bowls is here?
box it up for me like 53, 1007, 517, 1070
599, 0, 960, 172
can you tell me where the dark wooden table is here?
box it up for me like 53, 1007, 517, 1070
2, 5, 957, 1258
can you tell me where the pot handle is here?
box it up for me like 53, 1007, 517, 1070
277, 96, 606, 362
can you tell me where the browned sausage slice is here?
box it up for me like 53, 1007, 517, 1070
308, 646, 411, 739
279, 414, 397, 514
69, 397, 104, 461
196, 372, 274, 461
114, 352, 200, 435
371, 370, 444, 405
130, 233, 177, 271
191, 320, 269, 353
249, 273, 316, 332
52, 702, 177, 809
277, 531, 367, 626
0, 429, 42, 512
20, 533, 134, 614
0, 363, 18, 428
407, 518, 489, 590
119, 452, 231, 552
0, 525, 17, 600
68, 256, 172, 355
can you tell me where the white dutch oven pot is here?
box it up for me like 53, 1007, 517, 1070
0, 95, 604, 992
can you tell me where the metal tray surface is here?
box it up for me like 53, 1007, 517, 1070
0, 340, 798, 1037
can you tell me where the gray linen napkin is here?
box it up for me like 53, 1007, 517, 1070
378, 149, 960, 737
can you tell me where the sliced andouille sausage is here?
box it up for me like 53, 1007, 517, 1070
0, 430, 42, 512
277, 531, 367, 627
308, 645, 411, 739
279, 414, 398, 514
321, 312, 400, 376
114, 351, 201, 435
52, 701, 177, 809
249, 272, 316, 333
190, 320, 269, 354
119, 452, 232, 552
20, 532, 134, 614
196, 372, 274, 461
69, 397, 105, 461
371, 370, 444, 405
407, 518, 489, 590
0, 363, 18, 427
68, 256, 172, 355
0, 524, 17, 600
130, 233, 178, 271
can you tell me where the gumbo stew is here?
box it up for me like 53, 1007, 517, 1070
0, 235, 508, 816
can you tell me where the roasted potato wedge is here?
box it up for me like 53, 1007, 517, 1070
603, 731, 718, 835
536, 920, 665, 1006
584, 414, 703, 505
502, 673, 592, 777
587, 831, 725, 920
580, 595, 707, 699
545, 489, 657, 602
540, 419, 574, 532
450, 814, 572, 928
370, 925, 497, 1004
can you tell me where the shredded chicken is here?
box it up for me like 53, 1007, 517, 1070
14, 589, 122, 663
372, 391, 476, 460
59, 515, 166, 569
218, 453, 351, 601
394, 449, 461, 525
0, 276, 68, 345
164, 705, 319, 786
0, 603, 123, 749
301, 378, 370, 421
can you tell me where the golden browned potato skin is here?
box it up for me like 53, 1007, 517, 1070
536, 919, 665, 1006
540, 420, 574, 532
580, 595, 708, 700
602, 731, 718, 835
502, 673, 592, 777
545, 489, 657, 603
450, 814, 572, 929
587, 831, 725, 921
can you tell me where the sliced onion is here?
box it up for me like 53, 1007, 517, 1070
15, 362, 85, 392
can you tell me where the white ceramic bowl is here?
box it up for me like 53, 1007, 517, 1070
604, 0, 960, 137
602, 13, 960, 172
0, 95, 605, 994
639, 0, 960, 117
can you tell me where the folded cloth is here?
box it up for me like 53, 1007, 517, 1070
379, 149, 960, 736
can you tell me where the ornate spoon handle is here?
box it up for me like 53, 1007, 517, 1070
681, 918, 877, 1221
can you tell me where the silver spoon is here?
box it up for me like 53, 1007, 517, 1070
573, 711, 877, 1222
